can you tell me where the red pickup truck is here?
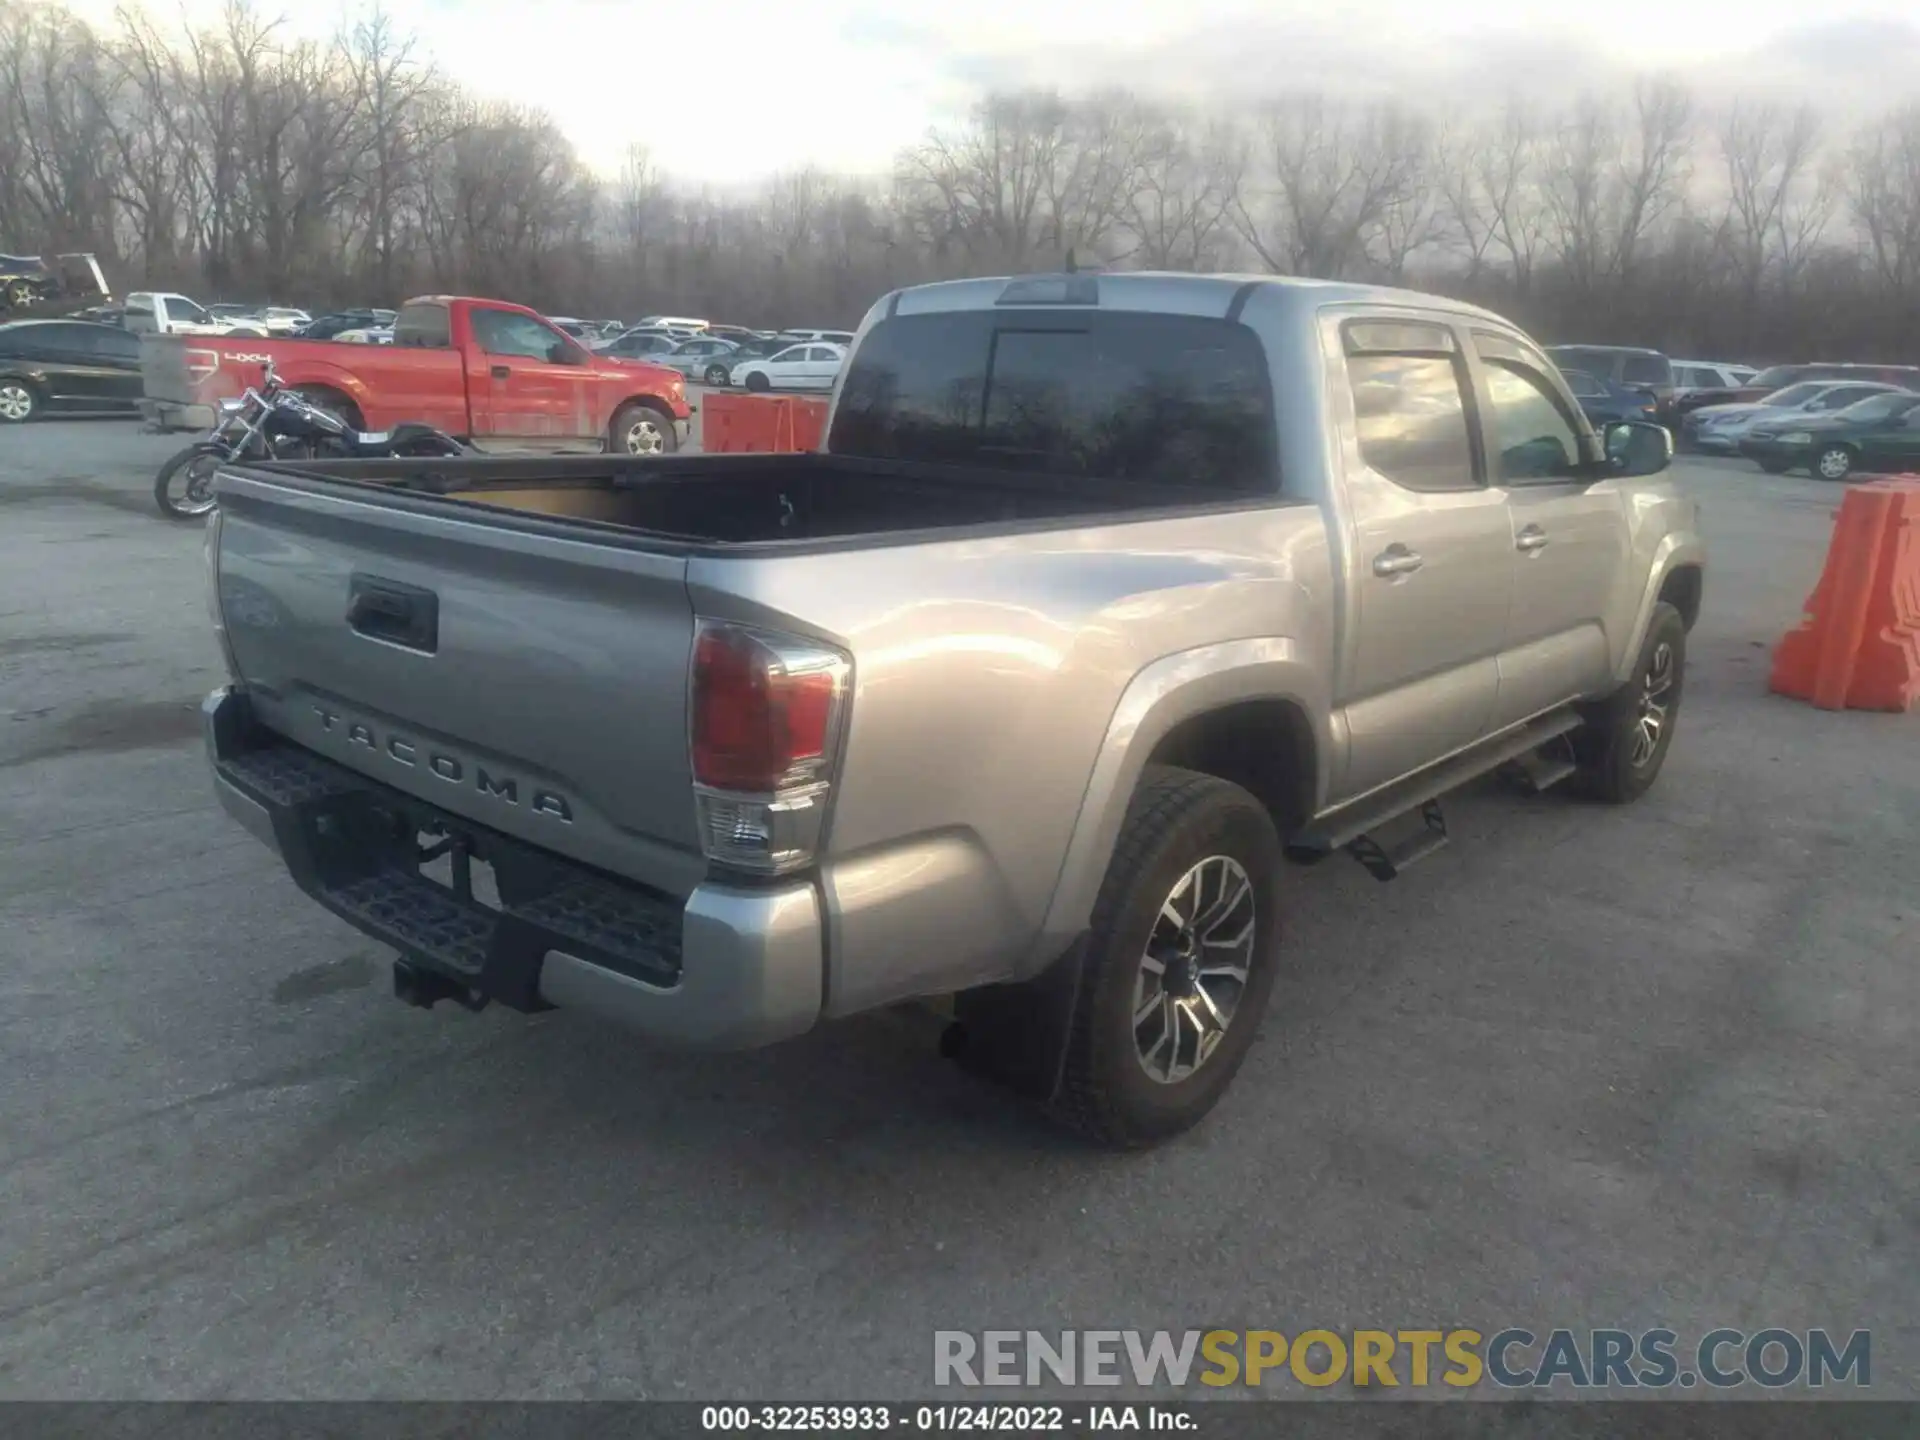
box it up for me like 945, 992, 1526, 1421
140, 295, 691, 454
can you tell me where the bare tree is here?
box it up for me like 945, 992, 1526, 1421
1229, 95, 1428, 279
1123, 108, 1240, 270
1850, 106, 1920, 303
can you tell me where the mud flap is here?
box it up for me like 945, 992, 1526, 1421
945, 935, 1089, 1101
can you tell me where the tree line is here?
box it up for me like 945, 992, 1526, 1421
4, 0, 1920, 361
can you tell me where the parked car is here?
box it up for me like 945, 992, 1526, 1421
124, 291, 269, 338
1728, 362, 1920, 405
196, 271, 1701, 1146
300, 309, 398, 341
598, 329, 681, 361
1546, 345, 1675, 421
1563, 369, 1661, 427
1669, 360, 1759, 418
139, 294, 689, 454
1740, 389, 1920, 481
778, 328, 857, 347
0, 317, 144, 422
703, 335, 795, 385
707, 324, 768, 344
635, 314, 708, 333
208, 304, 313, 336
1684, 381, 1901, 453
334, 326, 394, 345
730, 340, 846, 391
649, 336, 743, 383
0, 251, 110, 315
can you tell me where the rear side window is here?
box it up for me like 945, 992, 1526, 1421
1342, 323, 1477, 493
831, 311, 1276, 494
1621, 354, 1671, 385
394, 303, 451, 349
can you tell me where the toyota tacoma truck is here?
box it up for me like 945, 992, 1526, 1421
199, 273, 1704, 1147
142, 295, 691, 456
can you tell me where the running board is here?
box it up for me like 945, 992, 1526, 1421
1289, 709, 1586, 866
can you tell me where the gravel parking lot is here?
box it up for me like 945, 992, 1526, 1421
1, 414, 1914, 1400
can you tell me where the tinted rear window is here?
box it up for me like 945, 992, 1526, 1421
830, 311, 1276, 493
1620, 354, 1671, 385
394, 303, 451, 348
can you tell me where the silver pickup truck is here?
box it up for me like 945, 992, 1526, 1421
201, 272, 1704, 1147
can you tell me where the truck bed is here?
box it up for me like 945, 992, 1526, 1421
248, 451, 1246, 546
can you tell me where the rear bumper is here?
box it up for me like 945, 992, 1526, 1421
142, 398, 214, 432
203, 685, 822, 1049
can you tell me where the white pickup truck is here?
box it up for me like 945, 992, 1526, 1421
123, 292, 268, 339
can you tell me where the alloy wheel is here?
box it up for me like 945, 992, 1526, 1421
1133, 855, 1257, 1085
0, 382, 33, 421
1631, 641, 1675, 768
623, 417, 664, 455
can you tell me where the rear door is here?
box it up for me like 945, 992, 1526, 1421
214, 471, 707, 895
1332, 317, 1512, 801
76, 324, 144, 404
466, 307, 600, 448
1470, 330, 1629, 725
802, 345, 839, 388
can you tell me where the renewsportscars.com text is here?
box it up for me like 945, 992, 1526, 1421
934, 1328, 1871, 1391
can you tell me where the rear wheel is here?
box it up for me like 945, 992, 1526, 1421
1814, 444, 1855, 482
609, 401, 677, 456
744, 370, 770, 393
704, 364, 730, 387
0, 378, 38, 423
1048, 766, 1283, 1148
3, 279, 33, 309
154, 445, 223, 520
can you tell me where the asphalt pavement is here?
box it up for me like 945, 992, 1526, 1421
0, 415, 1914, 1400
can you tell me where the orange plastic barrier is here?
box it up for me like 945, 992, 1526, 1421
1769, 476, 1920, 712
699, 392, 830, 454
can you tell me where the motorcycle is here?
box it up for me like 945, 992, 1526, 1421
154, 361, 468, 520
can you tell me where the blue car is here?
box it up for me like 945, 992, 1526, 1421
1563, 369, 1660, 427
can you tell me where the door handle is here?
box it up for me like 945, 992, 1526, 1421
490, 364, 510, 380
1372, 545, 1425, 578
1515, 526, 1550, 553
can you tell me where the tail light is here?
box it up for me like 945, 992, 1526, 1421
689, 619, 851, 874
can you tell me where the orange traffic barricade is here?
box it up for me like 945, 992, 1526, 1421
699, 392, 829, 454
1770, 476, 1920, 712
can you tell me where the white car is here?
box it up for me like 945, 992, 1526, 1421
334, 326, 394, 345
259, 307, 313, 335
778, 328, 856, 346
729, 341, 846, 392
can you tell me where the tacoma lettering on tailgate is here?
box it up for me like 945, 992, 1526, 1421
312, 705, 574, 822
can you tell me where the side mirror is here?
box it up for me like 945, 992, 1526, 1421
1604, 420, 1672, 478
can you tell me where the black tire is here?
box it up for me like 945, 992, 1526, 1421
0, 376, 39, 424
609, 400, 678, 456
1571, 601, 1685, 804
3, 279, 33, 309
1813, 444, 1855, 482
704, 364, 730, 387
1757, 459, 1791, 475
1049, 766, 1284, 1148
154, 444, 224, 520
744, 370, 771, 393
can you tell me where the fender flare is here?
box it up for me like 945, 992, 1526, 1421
274, 361, 373, 424
1025, 637, 1329, 975
1614, 531, 1707, 686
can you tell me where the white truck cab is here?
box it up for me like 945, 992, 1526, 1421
124, 292, 267, 338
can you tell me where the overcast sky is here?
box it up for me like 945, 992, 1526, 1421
66, 0, 1920, 185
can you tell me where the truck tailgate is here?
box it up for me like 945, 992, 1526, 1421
214, 468, 708, 898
